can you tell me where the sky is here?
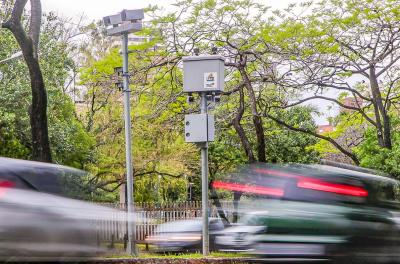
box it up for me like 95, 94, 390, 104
40, 0, 335, 125
41, 0, 299, 22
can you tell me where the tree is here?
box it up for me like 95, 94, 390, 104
1, 0, 51, 162
263, 0, 400, 165
148, 0, 280, 163
78, 32, 198, 202
139, 0, 321, 211
354, 118, 400, 178
0, 7, 95, 168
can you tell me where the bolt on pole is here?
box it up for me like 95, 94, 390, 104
200, 93, 210, 256
122, 32, 137, 256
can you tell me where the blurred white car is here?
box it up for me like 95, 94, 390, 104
145, 218, 225, 252
215, 223, 265, 252
0, 157, 130, 261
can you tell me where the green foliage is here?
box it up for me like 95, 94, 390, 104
0, 111, 30, 158
265, 107, 320, 163
355, 117, 400, 179
261, 0, 400, 176
311, 112, 365, 155
78, 32, 197, 202
48, 89, 96, 168
12, 0, 400, 204
0, 12, 95, 168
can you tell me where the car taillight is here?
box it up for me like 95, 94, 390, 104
297, 179, 368, 197
0, 180, 15, 197
212, 181, 284, 197
253, 168, 368, 197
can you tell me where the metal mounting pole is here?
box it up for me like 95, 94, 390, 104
122, 32, 137, 256
200, 92, 209, 256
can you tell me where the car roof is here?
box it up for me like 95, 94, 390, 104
305, 164, 398, 184
0, 157, 82, 172
0, 157, 87, 194
233, 163, 398, 185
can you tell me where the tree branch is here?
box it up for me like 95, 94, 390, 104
29, 0, 41, 55
264, 113, 360, 165
271, 95, 377, 127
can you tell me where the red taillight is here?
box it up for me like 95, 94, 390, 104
297, 179, 368, 197
212, 181, 284, 197
0, 180, 15, 197
254, 168, 368, 197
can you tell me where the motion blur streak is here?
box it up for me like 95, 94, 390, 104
0, 180, 14, 188
145, 218, 225, 252
212, 181, 284, 197
253, 167, 368, 197
0, 158, 148, 261
213, 163, 400, 263
253, 168, 300, 179
0, 180, 14, 197
0, 188, 138, 261
297, 179, 368, 197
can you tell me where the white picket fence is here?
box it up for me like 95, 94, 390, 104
96, 201, 233, 245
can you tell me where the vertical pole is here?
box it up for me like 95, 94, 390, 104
122, 33, 137, 256
200, 92, 209, 256
158, 175, 161, 203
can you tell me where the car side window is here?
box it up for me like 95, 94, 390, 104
369, 180, 400, 209
375, 181, 396, 202
210, 220, 224, 230
394, 182, 400, 201
0, 172, 29, 189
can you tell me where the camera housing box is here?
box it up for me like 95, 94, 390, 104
122, 9, 144, 21
184, 114, 215, 143
183, 55, 225, 93
106, 22, 142, 36
103, 14, 123, 26
103, 9, 144, 36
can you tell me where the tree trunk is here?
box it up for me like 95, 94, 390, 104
29, 0, 41, 51
209, 180, 230, 226
2, 0, 52, 162
253, 115, 266, 162
232, 86, 256, 163
232, 191, 242, 223
28, 55, 52, 162
370, 67, 392, 149
238, 66, 266, 162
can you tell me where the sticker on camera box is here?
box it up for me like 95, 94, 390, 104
204, 72, 217, 89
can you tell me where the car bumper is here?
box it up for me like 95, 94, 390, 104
253, 243, 327, 257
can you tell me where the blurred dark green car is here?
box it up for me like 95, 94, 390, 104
214, 163, 400, 263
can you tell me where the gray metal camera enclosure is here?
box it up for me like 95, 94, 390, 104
183, 55, 225, 93
103, 9, 144, 36
184, 114, 215, 143
122, 9, 144, 21
106, 22, 142, 36
103, 14, 123, 26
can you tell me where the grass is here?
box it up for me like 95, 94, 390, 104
104, 242, 249, 259
138, 252, 249, 259
107, 251, 249, 259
